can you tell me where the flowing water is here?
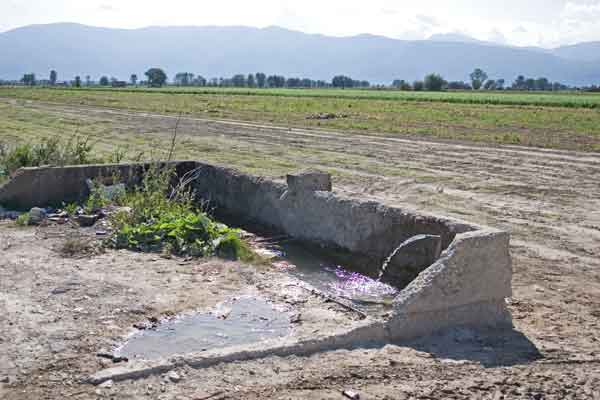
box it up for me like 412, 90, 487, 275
265, 241, 398, 311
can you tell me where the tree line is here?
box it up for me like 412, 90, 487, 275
392, 68, 573, 92
6, 67, 599, 92
11, 69, 371, 89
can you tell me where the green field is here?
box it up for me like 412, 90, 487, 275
5, 86, 600, 108
1, 87, 599, 151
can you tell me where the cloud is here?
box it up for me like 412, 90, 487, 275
562, 1, 600, 22
487, 28, 508, 45
415, 14, 441, 28
98, 4, 116, 12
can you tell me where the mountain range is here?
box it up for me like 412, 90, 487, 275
1, 23, 599, 85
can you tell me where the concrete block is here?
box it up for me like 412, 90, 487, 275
286, 171, 332, 193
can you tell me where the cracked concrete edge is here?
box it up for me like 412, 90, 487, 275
87, 297, 513, 385
87, 320, 387, 385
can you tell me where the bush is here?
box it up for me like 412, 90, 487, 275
413, 80, 424, 91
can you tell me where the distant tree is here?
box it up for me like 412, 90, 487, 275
552, 81, 567, 91
247, 74, 256, 88
496, 78, 505, 90
174, 72, 194, 86
483, 79, 496, 90
535, 77, 550, 91
266, 75, 285, 88
130, 74, 138, 86
525, 78, 536, 91
413, 80, 424, 91
145, 68, 167, 87
74, 76, 81, 88
99, 76, 109, 86
231, 74, 246, 87
301, 78, 313, 88
85, 75, 91, 86
470, 68, 488, 90
331, 75, 354, 89
392, 79, 411, 89
512, 75, 526, 90
193, 75, 207, 86
447, 81, 471, 90
286, 77, 297, 88
255, 72, 266, 88
21, 73, 36, 86
424, 73, 446, 91
49, 70, 57, 85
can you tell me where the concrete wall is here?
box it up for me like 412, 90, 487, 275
189, 163, 476, 262
0, 162, 197, 209
0, 161, 513, 337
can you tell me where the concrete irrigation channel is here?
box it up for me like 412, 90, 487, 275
0, 160, 514, 384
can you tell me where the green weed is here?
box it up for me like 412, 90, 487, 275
107, 164, 253, 261
15, 212, 29, 226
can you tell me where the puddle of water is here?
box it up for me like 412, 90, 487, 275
268, 241, 398, 311
115, 297, 291, 360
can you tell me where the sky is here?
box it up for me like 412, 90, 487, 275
1, 0, 599, 48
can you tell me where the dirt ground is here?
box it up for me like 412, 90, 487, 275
1, 101, 600, 399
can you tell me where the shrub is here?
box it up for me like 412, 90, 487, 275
15, 213, 29, 226
107, 164, 254, 261
424, 74, 447, 91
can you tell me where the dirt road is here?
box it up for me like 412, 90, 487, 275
1, 100, 600, 399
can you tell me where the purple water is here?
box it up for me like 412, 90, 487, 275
325, 266, 398, 299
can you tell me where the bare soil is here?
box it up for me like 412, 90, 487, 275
2, 101, 600, 399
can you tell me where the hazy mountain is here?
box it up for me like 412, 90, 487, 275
552, 42, 600, 63
1, 23, 599, 85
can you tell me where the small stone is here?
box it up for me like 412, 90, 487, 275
1, 376, 9, 383
76, 214, 99, 227
167, 371, 181, 383
28, 207, 46, 225
99, 379, 113, 388
342, 389, 360, 399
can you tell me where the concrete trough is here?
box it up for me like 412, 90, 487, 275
0, 161, 513, 382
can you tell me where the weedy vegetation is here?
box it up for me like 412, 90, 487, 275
106, 164, 255, 261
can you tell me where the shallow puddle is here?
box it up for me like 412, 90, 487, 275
115, 297, 291, 360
